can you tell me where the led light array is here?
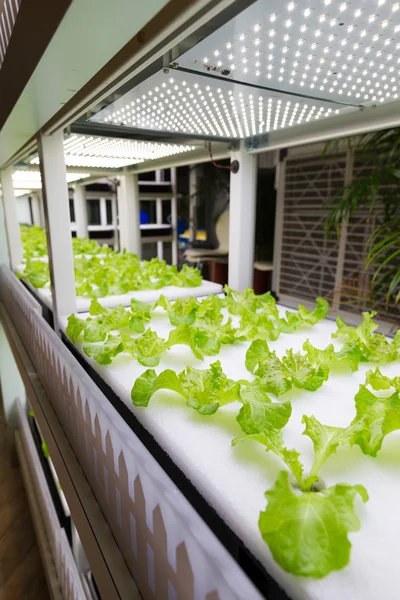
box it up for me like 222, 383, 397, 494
99, 75, 340, 138
12, 170, 90, 190
189, 0, 400, 104
29, 135, 196, 169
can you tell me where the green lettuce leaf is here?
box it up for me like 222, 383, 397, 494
245, 341, 293, 397
232, 430, 306, 489
101, 305, 131, 331
365, 367, 393, 390
193, 330, 221, 356
179, 361, 240, 415
130, 369, 157, 406
237, 383, 292, 437
176, 263, 203, 287
130, 298, 154, 322
131, 329, 167, 367
167, 324, 204, 360
351, 385, 400, 456
20, 259, 50, 288
259, 471, 368, 578
82, 319, 108, 343
131, 361, 240, 414
282, 350, 329, 392
332, 312, 398, 363
303, 339, 364, 372
83, 334, 124, 365
298, 297, 330, 325
157, 295, 199, 326
89, 299, 107, 316
66, 314, 86, 343
302, 415, 362, 481
41, 441, 50, 459
129, 316, 146, 334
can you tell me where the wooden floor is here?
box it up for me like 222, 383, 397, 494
0, 404, 50, 600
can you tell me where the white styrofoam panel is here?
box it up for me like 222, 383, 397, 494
24, 279, 223, 313
60, 304, 400, 600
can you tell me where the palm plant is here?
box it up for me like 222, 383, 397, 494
326, 127, 400, 307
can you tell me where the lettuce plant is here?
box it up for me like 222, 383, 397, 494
225, 289, 329, 343
20, 226, 203, 294
258, 471, 368, 578
245, 340, 329, 396
234, 404, 368, 578
350, 367, 400, 456
332, 311, 399, 363
131, 361, 241, 414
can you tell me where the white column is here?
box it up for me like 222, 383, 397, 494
272, 157, 286, 293
0, 196, 10, 264
38, 130, 77, 328
38, 191, 45, 227
0, 168, 23, 269
100, 197, 107, 227
111, 192, 118, 251
170, 167, 178, 265
31, 193, 42, 226
155, 169, 164, 260
117, 171, 141, 257
189, 165, 198, 244
228, 142, 257, 290
73, 185, 88, 238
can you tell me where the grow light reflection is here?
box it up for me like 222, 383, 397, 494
29, 136, 196, 169
94, 71, 343, 139
12, 170, 90, 190
173, 0, 400, 106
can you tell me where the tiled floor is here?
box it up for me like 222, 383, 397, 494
0, 404, 50, 600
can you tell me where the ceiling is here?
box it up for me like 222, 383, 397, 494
0, 0, 170, 166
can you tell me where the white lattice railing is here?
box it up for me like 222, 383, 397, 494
16, 398, 87, 600
1, 266, 262, 600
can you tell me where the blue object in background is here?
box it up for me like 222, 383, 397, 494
140, 210, 150, 225
177, 218, 187, 235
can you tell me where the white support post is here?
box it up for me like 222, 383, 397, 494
171, 167, 178, 266
117, 171, 141, 257
0, 167, 23, 269
111, 192, 118, 251
38, 130, 77, 328
188, 165, 198, 244
38, 191, 45, 227
155, 169, 164, 260
73, 185, 88, 238
272, 155, 286, 293
228, 142, 257, 290
100, 197, 107, 227
31, 193, 42, 226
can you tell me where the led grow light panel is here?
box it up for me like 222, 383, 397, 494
178, 0, 400, 106
91, 68, 352, 139
12, 170, 90, 190
28, 135, 196, 169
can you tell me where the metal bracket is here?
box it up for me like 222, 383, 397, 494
244, 134, 269, 152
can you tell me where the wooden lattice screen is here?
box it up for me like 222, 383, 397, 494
275, 149, 400, 330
